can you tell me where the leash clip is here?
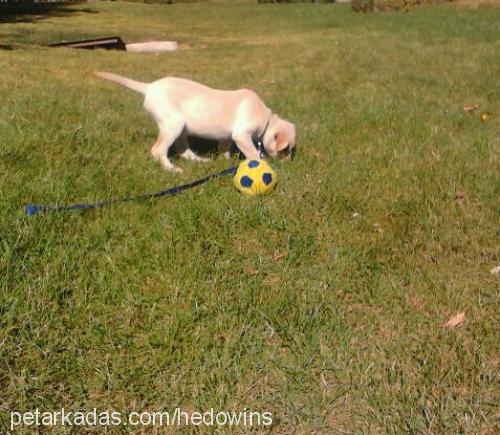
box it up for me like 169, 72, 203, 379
256, 138, 265, 159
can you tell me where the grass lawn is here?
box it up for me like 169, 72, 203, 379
0, 2, 499, 433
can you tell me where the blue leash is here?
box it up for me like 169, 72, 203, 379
25, 116, 269, 216
26, 166, 237, 216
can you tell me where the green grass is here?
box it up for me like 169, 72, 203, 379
1, 2, 499, 433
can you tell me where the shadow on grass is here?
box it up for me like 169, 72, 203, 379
0, 2, 98, 24
166, 137, 241, 160
188, 137, 221, 157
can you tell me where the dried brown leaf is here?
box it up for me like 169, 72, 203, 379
443, 312, 466, 328
430, 149, 440, 161
245, 267, 259, 276
272, 252, 288, 261
463, 104, 479, 112
490, 265, 500, 276
410, 296, 425, 310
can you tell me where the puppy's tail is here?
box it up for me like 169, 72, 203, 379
94, 71, 148, 94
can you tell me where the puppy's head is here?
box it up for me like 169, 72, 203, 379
264, 115, 296, 159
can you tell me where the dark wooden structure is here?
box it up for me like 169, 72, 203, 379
49, 36, 126, 51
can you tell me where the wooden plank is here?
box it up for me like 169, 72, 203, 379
49, 36, 126, 51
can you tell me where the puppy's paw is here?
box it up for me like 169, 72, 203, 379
159, 157, 183, 173
170, 166, 184, 174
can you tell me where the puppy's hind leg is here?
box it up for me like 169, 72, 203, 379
151, 118, 185, 173
181, 148, 211, 163
175, 133, 211, 163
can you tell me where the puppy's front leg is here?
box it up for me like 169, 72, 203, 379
232, 133, 260, 159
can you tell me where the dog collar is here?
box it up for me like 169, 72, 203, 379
254, 113, 272, 158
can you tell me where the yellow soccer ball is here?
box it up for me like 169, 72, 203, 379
233, 159, 278, 195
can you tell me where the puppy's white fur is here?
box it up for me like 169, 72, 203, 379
95, 72, 296, 172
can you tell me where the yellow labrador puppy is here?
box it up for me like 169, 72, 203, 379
95, 72, 296, 173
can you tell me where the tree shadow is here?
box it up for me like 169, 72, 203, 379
0, 2, 98, 25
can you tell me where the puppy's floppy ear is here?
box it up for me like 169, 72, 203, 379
274, 131, 289, 152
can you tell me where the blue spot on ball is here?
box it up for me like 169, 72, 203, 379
240, 175, 253, 188
262, 173, 273, 185
248, 160, 260, 168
